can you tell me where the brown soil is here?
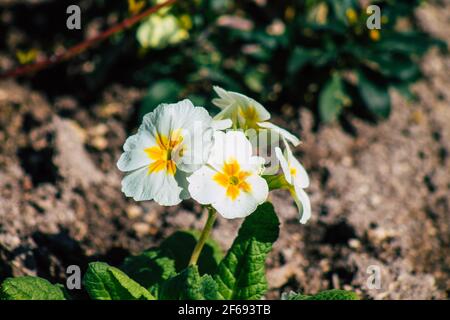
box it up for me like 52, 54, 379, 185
0, 2, 449, 300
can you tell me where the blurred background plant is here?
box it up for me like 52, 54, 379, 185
0, 0, 446, 125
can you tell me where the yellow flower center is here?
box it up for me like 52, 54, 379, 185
213, 159, 252, 200
239, 105, 259, 130
290, 166, 297, 177
144, 130, 183, 176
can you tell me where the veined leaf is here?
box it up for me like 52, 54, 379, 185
319, 73, 349, 122
159, 265, 219, 300
214, 202, 280, 300
0, 276, 66, 300
83, 262, 155, 300
357, 70, 391, 118
122, 231, 223, 297
122, 249, 177, 296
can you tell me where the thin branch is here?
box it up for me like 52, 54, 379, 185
0, 0, 177, 79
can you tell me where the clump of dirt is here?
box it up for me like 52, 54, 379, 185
0, 2, 449, 300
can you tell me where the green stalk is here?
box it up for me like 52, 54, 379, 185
189, 207, 217, 266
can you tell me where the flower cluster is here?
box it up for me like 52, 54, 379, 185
117, 87, 311, 223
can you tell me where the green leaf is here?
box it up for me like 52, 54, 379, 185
0, 276, 66, 300
288, 46, 337, 75
390, 82, 416, 102
160, 230, 223, 275
319, 73, 349, 122
83, 262, 155, 300
329, 0, 358, 25
375, 32, 446, 56
357, 70, 391, 118
283, 289, 359, 300
367, 54, 420, 82
288, 47, 321, 74
263, 174, 290, 191
122, 249, 177, 296
159, 265, 219, 300
214, 202, 280, 300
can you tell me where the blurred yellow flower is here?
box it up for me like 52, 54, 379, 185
285, 6, 295, 21
16, 49, 38, 65
369, 29, 380, 41
179, 14, 192, 30
345, 8, 358, 24
128, 0, 145, 15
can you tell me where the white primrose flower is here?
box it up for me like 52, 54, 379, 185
212, 86, 300, 146
117, 99, 214, 206
275, 143, 311, 224
188, 131, 269, 219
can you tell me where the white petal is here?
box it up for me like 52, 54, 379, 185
275, 147, 292, 184
121, 167, 148, 200
229, 92, 270, 122
123, 129, 155, 152
246, 174, 269, 204
213, 86, 230, 99
121, 168, 183, 205
283, 143, 309, 188
119, 130, 155, 172
212, 87, 270, 124
153, 172, 183, 206
117, 150, 150, 172
177, 125, 214, 173
258, 122, 300, 146
141, 100, 215, 173
291, 159, 310, 189
212, 86, 233, 109
241, 155, 266, 175
208, 131, 253, 169
187, 166, 223, 205
149, 99, 211, 137
213, 104, 239, 121
212, 175, 268, 219
292, 185, 311, 224
212, 119, 232, 131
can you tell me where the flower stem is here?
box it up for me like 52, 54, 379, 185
0, 0, 177, 79
189, 207, 217, 266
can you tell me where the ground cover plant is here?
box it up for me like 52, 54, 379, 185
0, 88, 358, 300
0, 0, 448, 301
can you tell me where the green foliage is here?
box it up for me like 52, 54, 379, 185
121, 230, 223, 296
159, 265, 219, 300
83, 262, 155, 300
122, 248, 177, 296
214, 202, 280, 300
319, 73, 349, 122
129, 0, 444, 124
160, 230, 223, 275
283, 289, 359, 300
0, 204, 358, 301
357, 70, 390, 118
14, 0, 443, 124
0, 276, 66, 300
